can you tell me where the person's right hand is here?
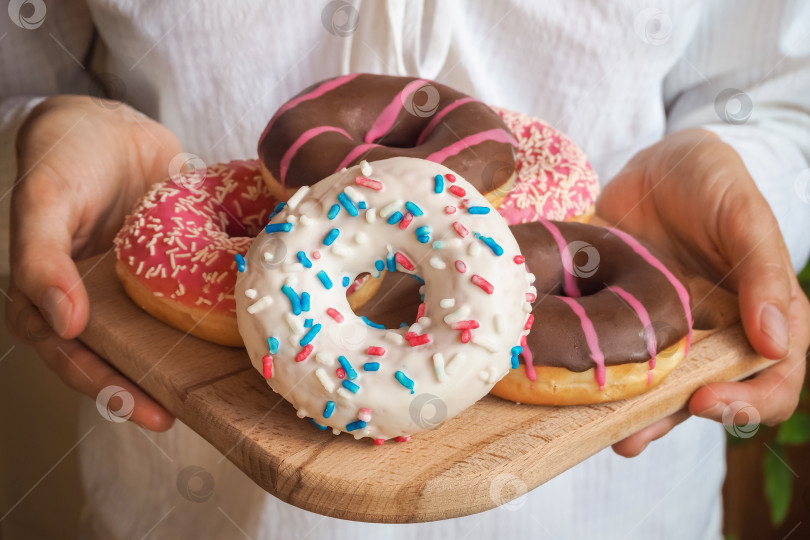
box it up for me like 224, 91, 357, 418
6, 95, 182, 431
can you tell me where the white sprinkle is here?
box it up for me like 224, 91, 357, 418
285, 312, 304, 334
447, 239, 463, 249
337, 388, 355, 400
488, 366, 500, 383
379, 199, 402, 218
444, 305, 470, 324
472, 335, 499, 352
429, 256, 446, 269
439, 298, 455, 309
418, 285, 425, 295
332, 428, 341, 435
528, 286, 537, 296
523, 302, 533, 313
446, 352, 465, 375
299, 215, 313, 228
287, 186, 309, 209
479, 370, 490, 382
494, 314, 504, 334
385, 332, 404, 345
527, 272, 536, 284
331, 243, 352, 257
360, 160, 372, 176
284, 275, 298, 288
344, 185, 365, 204
418, 316, 431, 327
354, 231, 368, 244
263, 252, 275, 263
433, 353, 447, 383
365, 208, 376, 223
282, 262, 305, 272
468, 242, 481, 257
244, 288, 258, 299
315, 368, 336, 392
288, 334, 300, 347
408, 322, 422, 335
296, 409, 307, 418
316, 353, 335, 366
286, 215, 298, 224
357, 408, 372, 422
247, 296, 274, 314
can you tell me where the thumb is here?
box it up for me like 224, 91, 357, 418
10, 177, 90, 340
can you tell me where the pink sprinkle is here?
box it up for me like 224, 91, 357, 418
455, 260, 467, 273
355, 175, 383, 190
416, 302, 426, 320
452, 221, 469, 238
513, 255, 525, 264
404, 332, 417, 340
312, 250, 321, 260
395, 252, 414, 271
327, 308, 344, 323
471, 274, 494, 294
262, 355, 274, 378
368, 346, 386, 356
336, 367, 346, 379
451, 320, 479, 330
373, 438, 385, 446
526, 292, 536, 302
448, 185, 466, 197
295, 344, 313, 362
460, 329, 472, 343
524, 314, 534, 330
408, 333, 431, 347
446, 173, 456, 183
445, 205, 457, 214
395, 435, 411, 443
399, 212, 414, 230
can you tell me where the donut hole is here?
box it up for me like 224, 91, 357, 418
349, 271, 423, 329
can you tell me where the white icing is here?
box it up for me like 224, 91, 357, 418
235, 157, 531, 441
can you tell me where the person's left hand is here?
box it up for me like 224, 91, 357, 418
596, 128, 810, 457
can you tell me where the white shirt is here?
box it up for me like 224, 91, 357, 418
2, 1, 809, 538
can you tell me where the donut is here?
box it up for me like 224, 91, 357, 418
257, 74, 518, 206
490, 220, 693, 405
113, 159, 383, 347
234, 157, 535, 441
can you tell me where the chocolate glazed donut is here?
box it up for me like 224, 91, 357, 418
257, 73, 517, 203
491, 220, 693, 405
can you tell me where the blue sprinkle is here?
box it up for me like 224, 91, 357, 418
337, 192, 359, 216
338, 355, 357, 380
417, 235, 431, 244
328, 204, 340, 220
342, 276, 350, 287
415, 225, 431, 236
399, 322, 409, 328
395, 371, 415, 394
432, 241, 444, 250
317, 270, 333, 289
267, 201, 286, 220
511, 356, 519, 369
386, 253, 396, 272
235, 254, 246, 272
297, 251, 312, 268
358, 201, 367, 210
310, 418, 328, 430
511, 346, 523, 356
467, 206, 490, 214
323, 401, 335, 418
323, 228, 340, 246
410, 274, 425, 284
387, 211, 403, 225
304, 318, 313, 327
299, 323, 322, 346
434, 174, 444, 193
474, 232, 504, 256
267, 337, 279, 354
265, 222, 293, 234
405, 201, 424, 216
346, 420, 367, 432
361, 316, 385, 329
301, 292, 311, 312
281, 285, 301, 315
363, 362, 380, 371
342, 379, 360, 393
374, 260, 385, 272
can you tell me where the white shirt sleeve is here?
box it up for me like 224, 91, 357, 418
663, 0, 810, 272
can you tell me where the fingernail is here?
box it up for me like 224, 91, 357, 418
40, 287, 72, 337
695, 402, 726, 420
760, 303, 789, 355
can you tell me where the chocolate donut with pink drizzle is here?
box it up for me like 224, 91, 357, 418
257, 74, 517, 202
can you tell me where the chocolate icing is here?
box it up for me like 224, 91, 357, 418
258, 74, 517, 194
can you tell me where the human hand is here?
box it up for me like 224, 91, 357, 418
5, 95, 182, 431
596, 128, 810, 457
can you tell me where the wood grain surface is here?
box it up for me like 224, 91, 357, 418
77, 247, 773, 523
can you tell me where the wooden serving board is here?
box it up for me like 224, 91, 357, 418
77, 247, 773, 523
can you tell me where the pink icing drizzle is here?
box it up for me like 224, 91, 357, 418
538, 219, 581, 298
607, 285, 658, 381
415, 97, 476, 145
425, 129, 517, 164
334, 143, 381, 172
280, 126, 351, 184
558, 296, 606, 389
608, 228, 693, 356
520, 334, 537, 381
365, 78, 429, 144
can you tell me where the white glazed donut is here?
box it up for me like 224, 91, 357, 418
235, 157, 534, 442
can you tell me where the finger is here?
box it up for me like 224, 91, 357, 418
611, 408, 691, 458
10, 175, 89, 340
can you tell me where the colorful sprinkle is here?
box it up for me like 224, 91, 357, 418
434, 174, 444, 193
268, 337, 280, 354
474, 233, 504, 256
323, 401, 335, 418
337, 192, 358, 216
363, 362, 380, 371
342, 380, 360, 393
326, 307, 344, 323
362, 316, 385, 329
396, 435, 411, 443
511, 346, 523, 356
264, 222, 293, 233
395, 252, 414, 271
338, 355, 357, 380
415, 225, 431, 237
446, 173, 456, 182
310, 419, 328, 430
405, 201, 424, 216
336, 367, 346, 379
525, 314, 535, 330
432, 240, 445, 249
367, 346, 386, 356
312, 250, 321, 259
416, 303, 426, 320
455, 260, 467, 273
355, 175, 383, 190
317, 270, 333, 289
297, 251, 313, 268
301, 292, 311, 312
445, 205, 457, 214
235, 254, 246, 272
373, 438, 385, 446
304, 318, 313, 327
460, 329, 472, 343
395, 371, 415, 393
399, 211, 414, 229
387, 211, 403, 225
408, 333, 431, 347
386, 252, 396, 272
262, 355, 273, 378
374, 259, 385, 272
451, 320, 479, 330
511, 356, 519, 369
358, 201, 367, 210
346, 420, 367, 431
295, 344, 314, 362
299, 323, 322, 346
448, 185, 466, 197
281, 285, 302, 315
467, 206, 490, 214
328, 204, 340, 220
267, 201, 286, 220
342, 276, 350, 287
323, 228, 340, 246
358, 408, 372, 422
471, 274, 494, 294
514, 255, 525, 264
452, 221, 469, 238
